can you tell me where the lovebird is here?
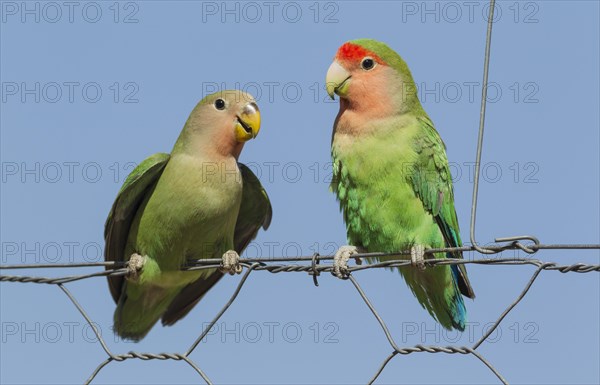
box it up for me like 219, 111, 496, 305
325, 39, 475, 330
104, 91, 272, 341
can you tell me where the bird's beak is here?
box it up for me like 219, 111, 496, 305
326, 60, 351, 100
235, 102, 261, 142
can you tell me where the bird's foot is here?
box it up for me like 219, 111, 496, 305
220, 250, 243, 275
411, 244, 426, 271
332, 245, 361, 279
126, 253, 145, 281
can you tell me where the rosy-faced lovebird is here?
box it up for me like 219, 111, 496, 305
326, 39, 475, 330
104, 91, 272, 341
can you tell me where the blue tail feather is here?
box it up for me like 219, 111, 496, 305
449, 253, 467, 331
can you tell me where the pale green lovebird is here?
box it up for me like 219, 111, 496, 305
326, 39, 475, 330
104, 91, 272, 341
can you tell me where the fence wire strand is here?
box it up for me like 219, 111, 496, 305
1, 250, 599, 384
1, 0, 599, 383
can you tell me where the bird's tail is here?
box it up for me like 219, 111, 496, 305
447, 264, 467, 330
398, 253, 468, 331
113, 284, 179, 341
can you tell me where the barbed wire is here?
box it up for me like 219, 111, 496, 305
1, 248, 599, 384
2, 243, 599, 282
1, 0, 599, 384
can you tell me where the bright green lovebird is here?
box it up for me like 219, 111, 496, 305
104, 91, 272, 341
326, 39, 475, 330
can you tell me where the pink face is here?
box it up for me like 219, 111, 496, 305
327, 43, 396, 118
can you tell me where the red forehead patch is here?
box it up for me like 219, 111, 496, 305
335, 42, 382, 64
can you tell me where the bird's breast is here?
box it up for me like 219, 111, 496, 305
131, 155, 242, 265
332, 122, 431, 251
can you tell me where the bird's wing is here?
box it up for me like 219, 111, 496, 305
232, 163, 273, 251
104, 152, 170, 303
410, 116, 475, 299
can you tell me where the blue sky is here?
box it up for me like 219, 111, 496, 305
1, 1, 599, 384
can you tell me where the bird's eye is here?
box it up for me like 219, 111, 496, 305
215, 99, 226, 110
361, 57, 375, 70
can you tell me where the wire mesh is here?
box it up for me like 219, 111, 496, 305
1, 0, 599, 384
1, 249, 599, 384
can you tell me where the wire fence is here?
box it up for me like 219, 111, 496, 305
1, 0, 599, 384
1, 246, 599, 384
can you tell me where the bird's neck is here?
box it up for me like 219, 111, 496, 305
334, 98, 396, 137
174, 130, 244, 161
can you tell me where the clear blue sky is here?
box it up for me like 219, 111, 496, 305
1, 1, 599, 384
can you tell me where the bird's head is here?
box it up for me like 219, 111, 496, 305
178, 90, 261, 159
326, 39, 422, 115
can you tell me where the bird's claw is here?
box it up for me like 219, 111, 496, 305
411, 244, 426, 271
332, 245, 359, 279
220, 250, 243, 275
126, 253, 145, 281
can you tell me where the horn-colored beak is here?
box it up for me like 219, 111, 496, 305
326, 60, 351, 99
235, 102, 261, 142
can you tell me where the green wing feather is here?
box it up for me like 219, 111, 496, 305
160, 163, 272, 325
104, 153, 170, 303
411, 117, 475, 299
233, 163, 273, 251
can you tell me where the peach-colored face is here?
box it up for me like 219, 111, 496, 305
209, 94, 260, 159
181, 91, 261, 159
327, 43, 396, 118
